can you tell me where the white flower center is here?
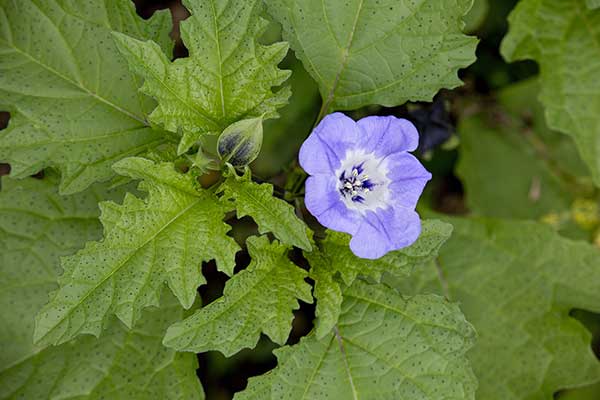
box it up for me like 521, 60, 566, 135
335, 149, 391, 213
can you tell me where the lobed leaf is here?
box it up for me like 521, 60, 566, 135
219, 170, 311, 250
306, 219, 453, 337
163, 235, 313, 356
237, 280, 477, 400
0, 0, 174, 194
33, 157, 239, 346
113, 0, 291, 153
501, 0, 600, 186
0, 176, 202, 400
267, 0, 478, 113
396, 217, 600, 399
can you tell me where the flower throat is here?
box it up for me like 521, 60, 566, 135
339, 163, 375, 203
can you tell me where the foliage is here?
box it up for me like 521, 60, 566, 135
1, 0, 600, 399
395, 218, 600, 400
113, 0, 291, 153
0, 176, 203, 400
238, 280, 477, 400
501, 0, 600, 186
0, 0, 173, 194
267, 0, 478, 116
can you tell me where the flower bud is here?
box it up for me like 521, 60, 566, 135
217, 117, 263, 167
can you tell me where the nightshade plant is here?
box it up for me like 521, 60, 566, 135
1, 1, 600, 400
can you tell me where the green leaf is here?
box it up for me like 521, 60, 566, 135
0, 176, 202, 400
33, 157, 239, 346
112, 0, 291, 153
267, 0, 478, 113
0, 0, 174, 194
254, 55, 320, 176
587, 0, 600, 9
558, 382, 600, 400
457, 79, 589, 221
237, 280, 476, 400
501, 0, 600, 186
396, 218, 600, 399
163, 235, 313, 356
306, 219, 453, 338
219, 170, 311, 250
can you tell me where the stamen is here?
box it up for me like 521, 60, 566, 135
339, 162, 377, 203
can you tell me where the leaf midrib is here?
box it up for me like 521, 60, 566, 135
36, 195, 202, 344
319, 0, 364, 114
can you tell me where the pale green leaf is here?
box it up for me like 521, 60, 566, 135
0, 176, 202, 400
113, 0, 291, 153
587, 0, 600, 10
0, 0, 174, 194
501, 0, 600, 186
267, 0, 478, 113
237, 280, 476, 400
457, 79, 589, 221
34, 157, 239, 346
396, 218, 600, 399
306, 219, 453, 338
219, 171, 311, 250
163, 235, 313, 356
463, 0, 489, 33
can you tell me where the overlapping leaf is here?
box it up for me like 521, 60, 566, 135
34, 157, 239, 346
0, 0, 174, 194
267, 0, 478, 113
113, 0, 291, 153
163, 236, 313, 356
396, 218, 600, 399
219, 170, 311, 250
457, 79, 589, 222
0, 176, 202, 400
237, 280, 476, 400
501, 0, 600, 185
306, 219, 453, 337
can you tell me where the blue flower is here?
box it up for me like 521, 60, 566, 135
299, 112, 431, 259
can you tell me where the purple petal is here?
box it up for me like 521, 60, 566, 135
349, 207, 421, 259
356, 115, 419, 157
385, 153, 432, 209
305, 175, 360, 234
299, 113, 360, 175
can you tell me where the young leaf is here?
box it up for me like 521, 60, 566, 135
34, 157, 239, 346
501, 0, 600, 186
306, 219, 453, 338
163, 236, 313, 356
396, 218, 600, 399
237, 280, 477, 400
267, 0, 478, 113
0, 176, 202, 400
113, 0, 291, 153
0, 0, 173, 194
219, 170, 311, 250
